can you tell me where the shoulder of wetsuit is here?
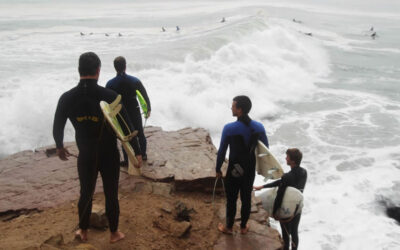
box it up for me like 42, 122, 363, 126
60, 85, 81, 103
250, 120, 265, 132
125, 74, 140, 83
98, 85, 119, 103
105, 78, 115, 88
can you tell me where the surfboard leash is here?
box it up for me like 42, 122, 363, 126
212, 176, 226, 212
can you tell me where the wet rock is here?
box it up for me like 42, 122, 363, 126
90, 204, 108, 229
45, 148, 57, 157
214, 219, 282, 250
386, 206, 400, 224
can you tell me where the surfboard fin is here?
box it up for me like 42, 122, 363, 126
109, 104, 122, 117
109, 95, 122, 109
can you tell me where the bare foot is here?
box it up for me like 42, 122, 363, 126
110, 231, 125, 243
217, 222, 233, 235
240, 224, 250, 235
75, 229, 88, 241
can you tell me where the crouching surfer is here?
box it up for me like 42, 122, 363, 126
254, 148, 307, 250
53, 52, 142, 243
216, 95, 269, 234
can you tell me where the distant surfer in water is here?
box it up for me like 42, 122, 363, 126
292, 18, 302, 24
53, 52, 142, 243
254, 148, 307, 250
216, 96, 269, 235
107, 56, 151, 163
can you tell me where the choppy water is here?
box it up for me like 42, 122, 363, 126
0, 0, 399, 249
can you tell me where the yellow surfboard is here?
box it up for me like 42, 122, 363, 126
100, 95, 141, 176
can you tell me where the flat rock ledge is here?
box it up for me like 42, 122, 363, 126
0, 126, 225, 213
0, 126, 282, 249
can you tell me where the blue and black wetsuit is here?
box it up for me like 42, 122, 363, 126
106, 73, 151, 160
263, 166, 307, 250
216, 115, 269, 229
53, 79, 141, 232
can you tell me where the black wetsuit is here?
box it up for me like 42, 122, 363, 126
53, 79, 141, 232
263, 166, 307, 250
216, 115, 269, 229
106, 73, 151, 160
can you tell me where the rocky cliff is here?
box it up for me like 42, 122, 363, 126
0, 127, 282, 250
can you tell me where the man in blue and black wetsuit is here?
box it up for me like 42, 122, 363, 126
216, 95, 269, 234
106, 56, 151, 163
254, 148, 307, 250
53, 52, 142, 243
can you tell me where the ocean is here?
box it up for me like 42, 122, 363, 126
0, 0, 399, 249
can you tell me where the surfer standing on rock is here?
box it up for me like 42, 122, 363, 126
254, 148, 307, 250
107, 56, 151, 163
216, 95, 269, 235
53, 52, 142, 243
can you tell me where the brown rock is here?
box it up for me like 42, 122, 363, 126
0, 127, 226, 214
75, 243, 98, 250
43, 233, 64, 246
141, 127, 227, 184
172, 221, 192, 238
174, 201, 194, 221
160, 203, 173, 214
90, 204, 108, 229
131, 181, 153, 194
152, 182, 173, 197
249, 207, 269, 224
40, 244, 60, 250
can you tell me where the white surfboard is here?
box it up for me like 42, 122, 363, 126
255, 141, 284, 180
259, 187, 304, 219
100, 95, 141, 176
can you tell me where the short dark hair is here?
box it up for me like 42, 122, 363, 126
78, 52, 101, 76
114, 56, 126, 73
286, 148, 303, 166
233, 95, 252, 114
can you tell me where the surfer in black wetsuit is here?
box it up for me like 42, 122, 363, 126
254, 148, 307, 250
216, 96, 269, 235
53, 52, 142, 243
106, 56, 151, 163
